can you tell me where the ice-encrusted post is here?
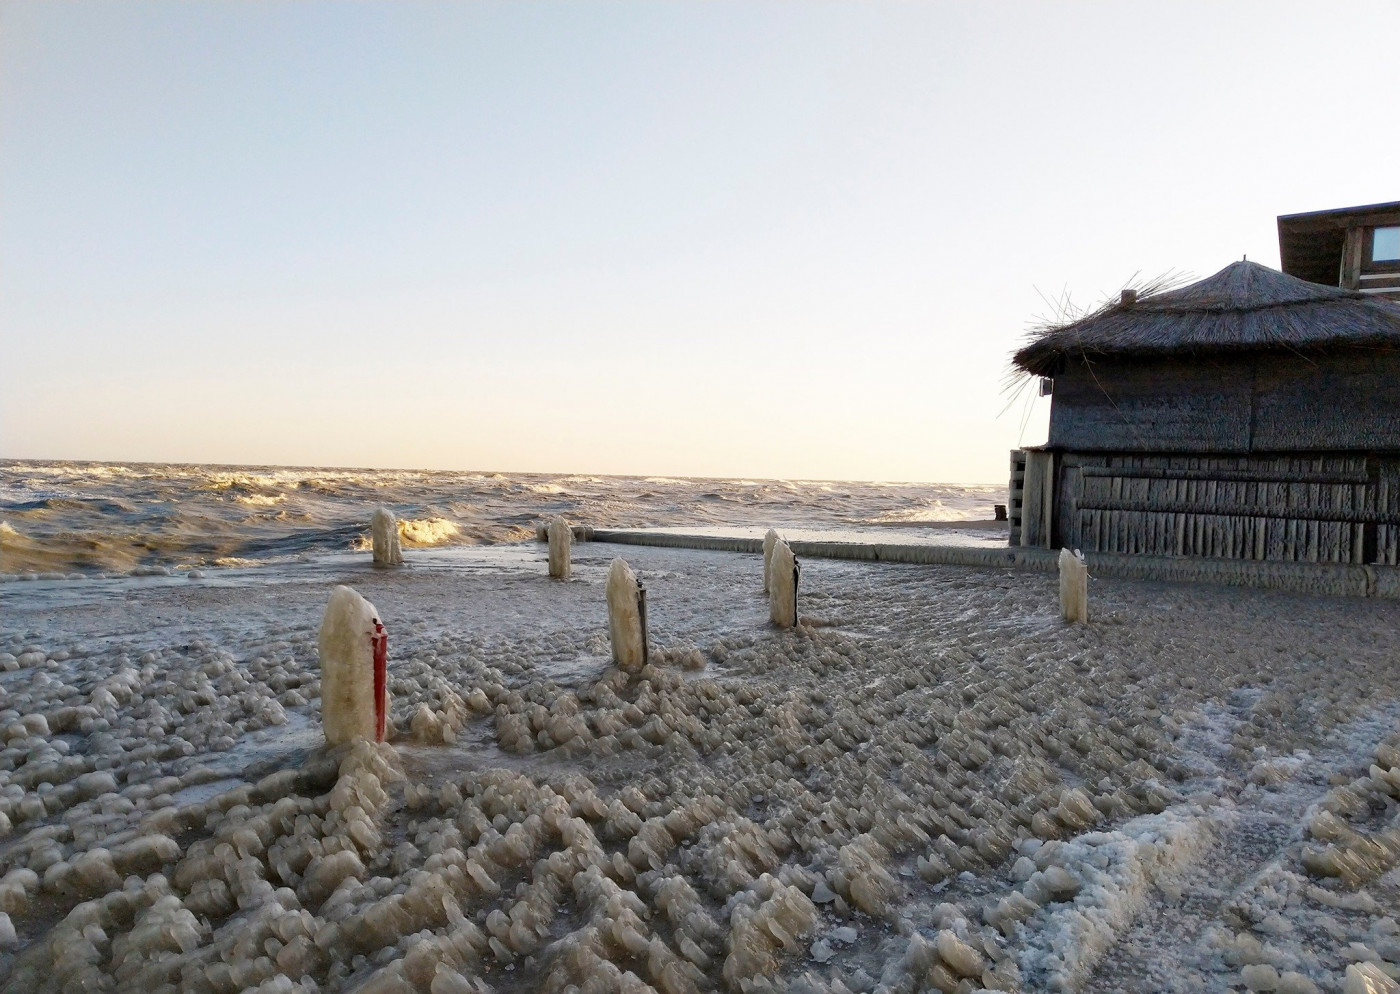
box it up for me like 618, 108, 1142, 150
762, 528, 779, 593
319, 585, 390, 744
371, 507, 403, 567
1059, 548, 1088, 624
547, 516, 572, 579
769, 538, 799, 628
606, 558, 648, 672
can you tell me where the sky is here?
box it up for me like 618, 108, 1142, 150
3, 2, 1398, 484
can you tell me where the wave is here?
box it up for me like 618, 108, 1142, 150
0, 520, 142, 575
865, 501, 978, 524
0, 460, 1003, 575
2, 496, 138, 515
399, 517, 462, 546
231, 493, 288, 507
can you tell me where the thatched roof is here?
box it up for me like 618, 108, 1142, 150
1012, 260, 1400, 377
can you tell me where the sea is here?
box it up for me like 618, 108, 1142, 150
0, 460, 1007, 577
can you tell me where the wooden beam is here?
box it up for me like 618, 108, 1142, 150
1340, 226, 1365, 289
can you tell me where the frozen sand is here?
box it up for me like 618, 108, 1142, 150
3, 543, 1400, 992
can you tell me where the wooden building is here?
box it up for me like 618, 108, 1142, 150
1009, 259, 1400, 565
1279, 200, 1400, 300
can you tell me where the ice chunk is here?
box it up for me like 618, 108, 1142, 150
936, 929, 985, 978
762, 528, 779, 593
1242, 963, 1280, 991
1345, 963, 1398, 994
305, 850, 365, 907
1277, 971, 1320, 994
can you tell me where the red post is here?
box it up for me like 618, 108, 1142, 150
371, 619, 388, 742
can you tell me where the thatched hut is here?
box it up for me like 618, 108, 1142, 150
1008, 260, 1400, 565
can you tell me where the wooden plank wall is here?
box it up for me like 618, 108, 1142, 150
1048, 350, 1400, 454
1252, 351, 1400, 451
1047, 357, 1252, 452
1021, 451, 1056, 549
1060, 452, 1400, 565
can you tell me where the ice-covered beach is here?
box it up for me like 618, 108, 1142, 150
5, 532, 1400, 994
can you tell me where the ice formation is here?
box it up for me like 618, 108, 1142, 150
762, 528, 779, 594
370, 507, 403, 567
318, 586, 390, 745
1059, 547, 1088, 624
768, 537, 798, 628
547, 516, 572, 579
10, 538, 1400, 993
606, 558, 647, 672
1346, 962, 1398, 993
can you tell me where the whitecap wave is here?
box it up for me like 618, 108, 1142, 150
1, 459, 1004, 573
865, 502, 977, 523
233, 493, 287, 507
398, 517, 463, 546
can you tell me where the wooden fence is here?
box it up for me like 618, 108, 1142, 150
1021, 451, 1400, 565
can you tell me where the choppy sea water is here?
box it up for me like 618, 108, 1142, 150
0, 460, 1006, 576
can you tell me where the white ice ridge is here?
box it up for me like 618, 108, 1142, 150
318, 586, 389, 745
1059, 547, 1088, 624
547, 515, 571, 579
370, 506, 403, 567
762, 528, 779, 594
768, 537, 797, 629
1013, 802, 1217, 991
606, 558, 646, 672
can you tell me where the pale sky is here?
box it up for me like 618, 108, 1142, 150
3, 2, 1397, 483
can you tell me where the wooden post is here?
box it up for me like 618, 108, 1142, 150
606, 559, 647, 672
769, 538, 798, 629
371, 507, 403, 567
1340, 227, 1365, 290
320, 586, 390, 745
1021, 450, 1056, 549
1059, 549, 1089, 624
547, 516, 572, 579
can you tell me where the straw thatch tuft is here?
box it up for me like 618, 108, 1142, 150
1012, 261, 1400, 377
